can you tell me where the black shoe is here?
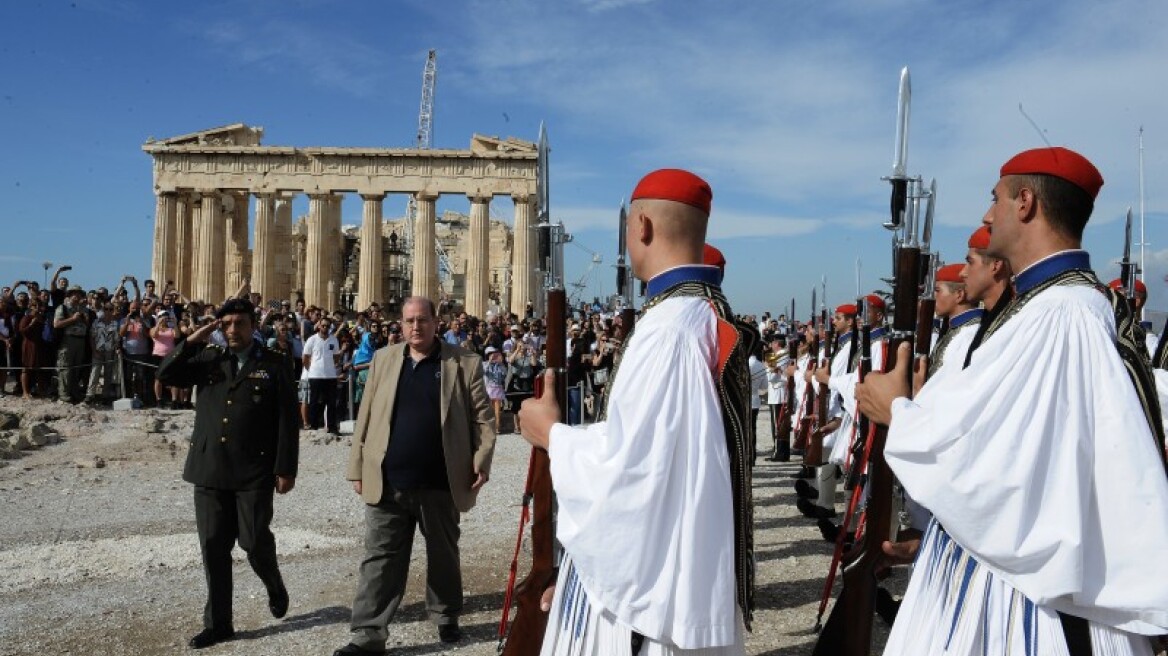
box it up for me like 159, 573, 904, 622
438, 623, 463, 643
268, 580, 289, 619
817, 518, 855, 545
189, 628, 235, 649
794, 478, 818, 500
332, 644, 385, 656
797, 497, 837, 520
875, 587, 900, 626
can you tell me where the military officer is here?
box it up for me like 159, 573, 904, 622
157, 298, 300, 649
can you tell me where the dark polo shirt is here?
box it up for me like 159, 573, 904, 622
383, 341, 447, 491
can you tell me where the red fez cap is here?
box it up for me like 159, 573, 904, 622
968, 225, 991, 250
864, 294, 886, 310
936, 263, 965, 283
703, 244, 726, 272
1109, 278, 1147, 294
631, 169, 713, 214
999, 147, 1104, 199
835, 303, 857, 316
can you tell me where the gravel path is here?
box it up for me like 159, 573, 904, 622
0, 398, 900, 655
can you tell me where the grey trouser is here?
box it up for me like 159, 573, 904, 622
87, 349, 118, 397
350, 486, 462, 650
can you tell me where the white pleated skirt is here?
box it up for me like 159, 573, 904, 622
540, 558, 745, 656
883, 520, 1155, 656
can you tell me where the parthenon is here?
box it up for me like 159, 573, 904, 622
143, 124, 542, 317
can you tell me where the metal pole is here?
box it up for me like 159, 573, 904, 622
118, 353, 127, 399
1139, 127, 1147, 282
348, 372, 355, 421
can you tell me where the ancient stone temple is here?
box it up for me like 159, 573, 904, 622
286, 210, 515, 318
143, 124, 540, 317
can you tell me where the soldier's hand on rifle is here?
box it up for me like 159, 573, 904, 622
814, 364, 831, 385
802, 369, 813, 383
519, 369, 561, 450
540, 584, 556, 612
856, 342, 911, 426
913, 355, 928, 396
878, 528, 923, 577
814, 417, 841, 437
785, 363, 797, 377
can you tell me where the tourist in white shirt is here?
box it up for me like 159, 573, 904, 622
303, 317, 341, 434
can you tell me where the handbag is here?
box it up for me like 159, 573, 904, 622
592, 368, 609, 386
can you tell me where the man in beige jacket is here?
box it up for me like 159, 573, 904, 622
335, 296, 495, 656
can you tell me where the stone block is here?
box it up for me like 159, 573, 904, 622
0, 410, 19, 430
21, 423, 60, 447
113, 397, 142, 411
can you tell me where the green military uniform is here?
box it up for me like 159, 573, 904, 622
157, 338, 299, 634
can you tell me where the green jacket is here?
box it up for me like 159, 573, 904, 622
158, 339, 299, 490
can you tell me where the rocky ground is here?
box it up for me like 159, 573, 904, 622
0, 398, 901, 656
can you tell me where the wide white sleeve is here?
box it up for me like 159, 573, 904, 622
547, 312, 738, 648
886, 288, 1168, 635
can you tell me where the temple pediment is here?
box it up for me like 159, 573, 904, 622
146, 123, 264, 147
470, 133, 536, 154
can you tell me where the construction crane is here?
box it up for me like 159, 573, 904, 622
404, 49, 454, 293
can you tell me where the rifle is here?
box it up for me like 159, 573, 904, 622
499, 124, 566, 656
814, 66, 934, 656
843, 296, 872, 493
794, 288, 819, 454
618, 201, 636, 335
805, 291, 835, 467
1120, 206, 1137, 304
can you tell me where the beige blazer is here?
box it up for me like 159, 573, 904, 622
346, 341, 496, 512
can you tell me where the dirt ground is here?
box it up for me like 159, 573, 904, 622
0, 398, 899, 655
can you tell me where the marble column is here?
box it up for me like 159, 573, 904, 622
465, 194, 491, 318
251, 193, 277, 301
411, 191, 439, 301
151, 191, 178, 289
193, 191, 225, 302
304, 194, 329, 309
273, 196, 294, 301
327, 195, 343, 308
174, 194, 193, 296
225, 191, 250, 296
357, 194, 385, 311
510, 193, 535, 317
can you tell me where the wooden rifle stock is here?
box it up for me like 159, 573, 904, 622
915, 298, 935, 359
777, 334, 797, 450
795, 329, 820, 454
500, 289, 567, 655
844, 324, 872, 492
814, 246, 922, 656
805, 323, 836, 466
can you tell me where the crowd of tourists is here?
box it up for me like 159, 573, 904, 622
0, 265, 632, 434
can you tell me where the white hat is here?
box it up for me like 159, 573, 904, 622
571, 323, 581, 331
484, 346, 499, 355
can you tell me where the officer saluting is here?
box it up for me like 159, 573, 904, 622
157, 298, 300, 649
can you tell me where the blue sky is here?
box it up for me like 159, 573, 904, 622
3, 0, 1168, 315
